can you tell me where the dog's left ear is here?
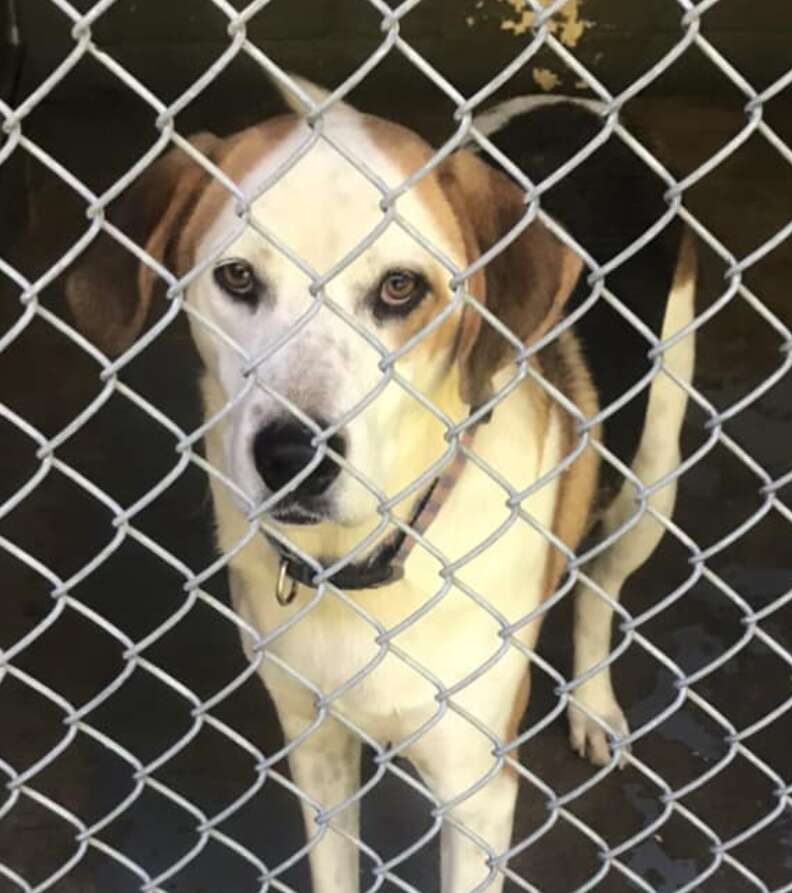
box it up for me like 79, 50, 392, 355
438, 150, 583, 407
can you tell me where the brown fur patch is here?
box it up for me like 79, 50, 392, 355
361, 115, 468, 259
503, 671, 531, 779
66, 132, 221, 355
538, 227, 696, 599
506, 672, 531, 744
436, 150, 584, 408
66, 116, 300, 356
174, 115, 300, 276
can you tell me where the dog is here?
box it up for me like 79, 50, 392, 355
67, 76, 695, 891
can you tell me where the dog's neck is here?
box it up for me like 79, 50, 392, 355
268, 416, 478, 600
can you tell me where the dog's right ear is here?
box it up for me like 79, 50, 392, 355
66, 132, 220, 356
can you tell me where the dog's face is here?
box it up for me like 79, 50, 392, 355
67, 102, 581, 530
186, 115, 476, 526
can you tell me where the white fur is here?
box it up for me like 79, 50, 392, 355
473, 95, 607, 142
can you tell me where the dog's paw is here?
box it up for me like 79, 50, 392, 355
568, 687, 630, 768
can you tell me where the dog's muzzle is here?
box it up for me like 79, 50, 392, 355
252, 417, 346, 520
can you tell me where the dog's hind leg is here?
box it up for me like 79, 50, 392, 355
568, 236, 696, 767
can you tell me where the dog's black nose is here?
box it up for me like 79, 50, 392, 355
253, 418, 345, 496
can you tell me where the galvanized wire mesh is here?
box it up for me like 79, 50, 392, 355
1, 0, 791, 891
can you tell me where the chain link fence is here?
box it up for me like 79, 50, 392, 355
1, 1, 791, 891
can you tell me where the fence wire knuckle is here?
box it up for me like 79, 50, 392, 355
1, 0, 791, 890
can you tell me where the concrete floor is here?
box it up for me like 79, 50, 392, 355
1, 87, 791, 893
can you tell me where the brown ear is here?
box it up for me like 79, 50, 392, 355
65, 132, 220, 356
438, 150, 583, 406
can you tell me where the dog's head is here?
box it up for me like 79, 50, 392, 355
67, 86, 581, 529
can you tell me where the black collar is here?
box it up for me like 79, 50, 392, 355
266, 479, 438, 604
265, 415, 485, 605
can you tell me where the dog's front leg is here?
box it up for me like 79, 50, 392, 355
411, 717, 518, 893
279, 711, 363, 893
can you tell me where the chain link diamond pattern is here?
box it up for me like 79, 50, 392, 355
1, 0, 791, 891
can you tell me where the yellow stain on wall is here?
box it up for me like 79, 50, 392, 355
464, 0, 597, 91
498, 0, 593, 47
531, 68, 561, 93
532, 67, 561, 91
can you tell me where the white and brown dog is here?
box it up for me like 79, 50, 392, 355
67, 78, 695, 891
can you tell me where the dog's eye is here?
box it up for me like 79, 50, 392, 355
375, 270, 427, 319
214, 260, 259, 305
381, 271, 419, 305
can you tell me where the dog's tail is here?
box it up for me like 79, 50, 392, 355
273, 72, 356, 118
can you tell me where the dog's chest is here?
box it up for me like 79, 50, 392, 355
231, 551, 543, 743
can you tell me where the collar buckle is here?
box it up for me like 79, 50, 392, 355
275, 559, 299, 606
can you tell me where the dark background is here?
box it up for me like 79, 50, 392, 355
1, 2, 792, 892
9, 0, 792, 102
